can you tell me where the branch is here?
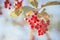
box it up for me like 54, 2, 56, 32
41, 1, 60, 8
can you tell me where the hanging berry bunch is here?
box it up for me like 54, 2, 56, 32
25, 10, 50, 36
4, 0, 12, 9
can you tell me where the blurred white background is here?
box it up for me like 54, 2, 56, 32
0, 0, 60, 40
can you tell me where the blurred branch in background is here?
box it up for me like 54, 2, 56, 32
41, 1, 60, 8
57, 19, 60, 32
29, 29, 35, 40
46, 32, 51, 40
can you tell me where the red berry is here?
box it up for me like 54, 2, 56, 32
9, 7, 11, 9
34, 20, 36, 23
35, 25, 39, 30
28, 19, 31, 23
35, 23, 41, 30
37, 19, 40, 22
4, 2, 7, 8
34, 13, 37, 15
25, 17, 28, 20
29, 22, 33, 25
46, 20, 50, 25
38, 29, 41, 36
0, 11, 2, 15
41, 19, 45, 24
38, 29, 44, 36
30, 25, 34, 29
9, 3, 12, 6
31, 17, 33, 20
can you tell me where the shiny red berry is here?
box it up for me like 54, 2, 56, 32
30, 25, 34, 29
41, 19, 45, 24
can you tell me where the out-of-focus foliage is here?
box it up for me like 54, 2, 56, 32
30, 0, 38, 8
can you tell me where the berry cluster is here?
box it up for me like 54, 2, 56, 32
14, 0, 23, 9
4, 0, 12, 9
25, 12, 50, 36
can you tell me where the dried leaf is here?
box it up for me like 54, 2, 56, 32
38, 12, 50, 20
42, 12, 50, 20
37, 13, 42, 18
10, 7, 23, 17
37, 9, 50, 20
10, 11, 17, 17
15, 7, 23, 16
30, 0, 38, 8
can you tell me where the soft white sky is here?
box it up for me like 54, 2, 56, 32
0, 0, 60, 40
